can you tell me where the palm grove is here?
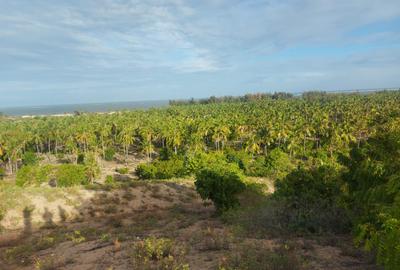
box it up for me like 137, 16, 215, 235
0, 91, 400, 269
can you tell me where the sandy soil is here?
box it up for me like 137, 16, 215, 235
0, 158, 379, 270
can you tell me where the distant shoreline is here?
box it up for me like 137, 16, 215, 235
0, 100, 169, 117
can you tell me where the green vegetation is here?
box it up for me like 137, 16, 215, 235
130, 237, 189, 270
22, 151, 39, 166
104, 147, 115, 161
195, 163, 246, 212
136, 158, 187, 179
56, 164, 88, 187
1, 90, 400, 269
116, 167, 129, 174
0, 166, 6, 179
16, 165, 53, 187
341, 122, 400, 269
16, 164, 88, 187
274, 166, 349, 233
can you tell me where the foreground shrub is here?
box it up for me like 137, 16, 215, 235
105, 175, 114, 185
274, 166, 350, 233
265, 148, 294, 178
56, 164, 88, 187
22, 151, 39, 166
116, 167, 129, 174
104, 148, 115, 161
136, 158, 186, 179
16, 164, 88, 187
184, 151, 227, 174
195, 163, 246, 212
136, 163, 157, 179
245, 156, 270, 177
84, 152, 100, 183
159, 147, 175, 161
154, 158, 186, 179
131, 237, 189, 270
225, 150, 269, 176
15, 165, 53, 187
342, 125, 400, 269
0, 167, 5, 179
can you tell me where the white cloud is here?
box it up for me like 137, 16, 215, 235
0, 0, 400, 106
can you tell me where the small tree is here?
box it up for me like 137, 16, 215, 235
22, 151, 39, 166
195, 163, 246, 212
84, 152, 100, 183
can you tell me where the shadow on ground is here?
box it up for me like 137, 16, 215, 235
0, 176, 380, 270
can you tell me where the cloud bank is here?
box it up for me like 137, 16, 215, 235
0, 0, 400, 106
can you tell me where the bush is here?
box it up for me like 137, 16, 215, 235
105, 175, 114, 184
195, 163, 246, 212
274, 166, 349, 233
136, 163, 157, 179
184, 151, 227, 174
246, 156, 270, 177
56, 164, 88, 187
77, 153, 85, 164
0, 167, 5, 179
16, 165, 54, 187
159, 147, 175, 161
116, 167, 129, 174
16, 164, 88, 187
342, 126, 400, 269
154, 158, 186, 179
136, 158, 187, 180
104, 148, 115, 161
265, 148, 294, 178
131, 237, 189, 270
84, 152, 100, 183
225, 150, 251, 171
22, 151, 39, 166
225, 150, 271, 177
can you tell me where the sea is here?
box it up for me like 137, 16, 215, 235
0, 100, 169, 117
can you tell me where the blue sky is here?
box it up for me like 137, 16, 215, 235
1, 0, 400, 107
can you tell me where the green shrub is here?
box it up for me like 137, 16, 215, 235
136, 163, 157, 179
226, 150, 270, 177
185, 151, 227, 174
22, 151, 39, 166
136, 158, 186, 180
159, 147, 175, 161
84, 152, 100, 183
104, 148, 115, 161
16, 165, 54, 187
131, 237, 189, 269
195, 163, 246, 212
105, 175, 114, 185
154, 158, 186, 179
274, 166, 349, 233
56, 164, 88, 187
246, 156, 270, 177
342, 126, 400, 269
0, 167, 5, 179
116, 167, 129, 174
77, 153, 85, 164
265, 148, 294, 178
225, 150, 251, 170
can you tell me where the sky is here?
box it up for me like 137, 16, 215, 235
1, 0, 400, 107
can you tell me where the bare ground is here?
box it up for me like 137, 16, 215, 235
0, 159, 379, 270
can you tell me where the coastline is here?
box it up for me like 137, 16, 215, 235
0, 100, 168, 117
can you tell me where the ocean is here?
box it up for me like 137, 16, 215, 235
0, 100, 169, 116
